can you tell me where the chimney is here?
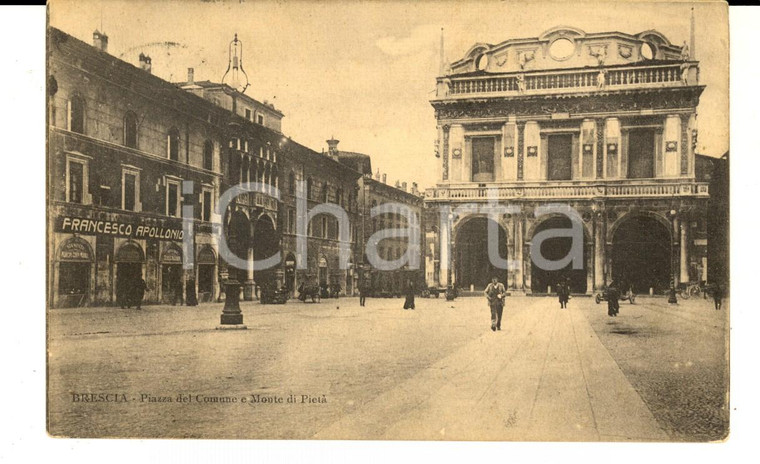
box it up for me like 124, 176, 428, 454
382, 173, 387, 184
402, 181, 408, 192
139, 53, 152, 74
93, 30, 108, 52
326, 137, 340, 161
412, 182, 418, 195
395, 180, 401, 188
187, 68, 194, 85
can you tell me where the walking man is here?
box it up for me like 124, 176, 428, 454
484, 276, 506, 331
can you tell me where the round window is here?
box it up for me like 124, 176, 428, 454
476, 54, 489, 71
641, 43, 654, 60
549, 38, 575, 60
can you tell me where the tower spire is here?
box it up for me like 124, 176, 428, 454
690, 7, 696, 60
439, 27, 445, 75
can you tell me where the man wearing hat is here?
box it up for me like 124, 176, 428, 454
484, 275, 506, 331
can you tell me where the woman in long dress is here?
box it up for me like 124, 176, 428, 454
403, 279, 415, 310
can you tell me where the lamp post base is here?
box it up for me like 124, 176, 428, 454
668, 287, 678, 304
219, 280, 246, 327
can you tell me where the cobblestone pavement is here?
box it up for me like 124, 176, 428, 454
580, 295, 729, 442
47, 295, 728, 441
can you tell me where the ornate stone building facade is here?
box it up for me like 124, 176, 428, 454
48, 28, 225, 307
335, 146, 425, 297
425, 26, 709, 295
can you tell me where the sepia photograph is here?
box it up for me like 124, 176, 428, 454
44, 0, 730, 443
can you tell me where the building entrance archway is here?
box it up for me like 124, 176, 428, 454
253, 214, 279, 288
226, 210, 250, 282
611, 215, 671, 294
454, 217, 508, 290
530, 216, 587, 294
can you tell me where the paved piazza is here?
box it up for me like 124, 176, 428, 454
47, 295, 728, 441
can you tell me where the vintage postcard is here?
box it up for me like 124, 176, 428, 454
46, 0, 729, 441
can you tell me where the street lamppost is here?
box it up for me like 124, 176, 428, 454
667, 208, 678, 304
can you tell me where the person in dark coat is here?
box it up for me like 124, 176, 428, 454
131, 278, 148, 310
712, 283, 723, 310
484, 276, 506, 331
556, 281, 569, 309
607, 282, 620, 317
116, 277, 128, 309
186, 278, 198, 306
403, 279, 415, 310
358, 280, 367, 307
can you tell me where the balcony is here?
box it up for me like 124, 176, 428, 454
436, 62, 697, 100
234, 192, 279, 211
424, 179, 709, 203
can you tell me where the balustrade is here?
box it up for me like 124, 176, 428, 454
445, 63, 688, 96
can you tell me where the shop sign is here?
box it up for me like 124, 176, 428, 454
162, 247, 183, 264
59, 240, 92, 261
56, 216, 184, 241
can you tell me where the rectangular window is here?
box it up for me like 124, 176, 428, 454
547, 134, 573, 181
628, 129, 655, 179
68, 161, 83, 204
245, 108, 252, 121
202, 190, 212, 222
167, 181, 180, 217
257, 114, 264, 125
288, 208, 295, 234
98, 185, 111, 207
123, 173, 136, 211
471, 137, 495, 182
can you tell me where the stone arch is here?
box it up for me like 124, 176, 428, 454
527, 214, 590, 294
607, 210, 672, 244
452, 212, 513, 245
526, 212, 592, 244
115, 240, 145, 263
609, 212, 673, 294
453, 214, 509, 290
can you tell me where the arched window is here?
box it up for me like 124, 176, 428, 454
167, 127, 180, 161
203, 140, 213, 171
124, 111, 138, 148
69, 94, 85, 134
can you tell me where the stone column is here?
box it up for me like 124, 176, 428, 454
513, 215, 524, 291
243, 247, 254, 301
672, 216, 680, 287
439, 217, 450, 287
680, 216, 689, 284
517, 122, 525, 180
586, 242, 594, 295
593, 212, 605, 291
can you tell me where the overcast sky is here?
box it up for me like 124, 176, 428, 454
50, 0, 728, 189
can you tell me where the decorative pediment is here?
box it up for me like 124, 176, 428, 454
539, 26, 587, 41
636, 30, 672, 46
